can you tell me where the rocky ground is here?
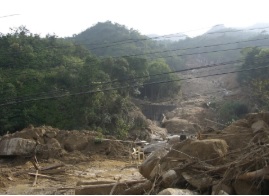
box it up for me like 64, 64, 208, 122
1, 112, 269, 195
0, 155, 144, 195
0, 126, 147, 195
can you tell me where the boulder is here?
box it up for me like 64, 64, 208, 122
44, 130, 58, 138
147, 123, 167, 141
231, 119, 250, 128
212, 183, 234, 195
161, 170, 178, 188
157, 188, 197, 195
251, 120, 269, 133
162, 118, 201, 134
182, 171, 213, 190
46, 138, 61, 149
246, 112, 269, 125
123, 180, 152, 195
167, 135, 181, 145
139, 148, 168, 180
209, 116, 269, 150
207, 124, 253, 150
150, 134, 164, 141
12, 127, 44, 144
56, 131, 89, 152
36, 138, 66, 159
161, 139, 228, 171
0, 138, 36, 156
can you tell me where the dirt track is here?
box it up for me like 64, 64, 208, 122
0, 155, 144, 195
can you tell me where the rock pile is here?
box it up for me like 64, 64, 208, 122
139, 112, 269, 195
1, 112, 269, 194
0, 126, 128, 161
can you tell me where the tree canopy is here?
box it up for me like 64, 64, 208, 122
0, 26, 181, 136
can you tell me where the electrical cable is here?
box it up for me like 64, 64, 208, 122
76, 26, 269, 50
1, 53, 268, 99
1, 26, 269, 57
1, 37, 268, 80
0, 14, 20, 19
1, 63, 268, 107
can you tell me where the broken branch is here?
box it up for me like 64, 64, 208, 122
28, 172, 58, 180
237, 166, 269, 180
110, 177, 121, 195
40, 163, 64, 171
32, 170, 38, 187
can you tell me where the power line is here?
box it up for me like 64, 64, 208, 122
1, 51, 267, 98
1, 26, 269, 58
0, 14, 20, 19
77, 26, 269, 50
4, 51, 259, 99
0, 58, 242, 98
117, 37, 269, 58
2, 32, 268, 59
0, 34, 268, 98
73, 24, 223, 47
139, 87, 241, 104
1, 63, 268, 107
1, 37, 268, 80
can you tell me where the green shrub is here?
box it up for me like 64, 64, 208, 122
218, 101, 249, 124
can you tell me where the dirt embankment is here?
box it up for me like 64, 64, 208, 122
0, 126, 146, 195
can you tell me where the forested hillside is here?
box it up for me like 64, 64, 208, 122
71, 21, 158, 57
71, 21, 269, 71
1, 22, 269, 136
70, 21, 186, 71
0, 26, 180, 135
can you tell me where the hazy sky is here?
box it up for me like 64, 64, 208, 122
1, 0, 269, 37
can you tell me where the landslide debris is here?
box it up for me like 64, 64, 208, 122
0, 126, 129, 162
1, 112, 269, 195
139, 112, 269, 195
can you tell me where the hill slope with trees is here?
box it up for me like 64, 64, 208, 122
0, 26, 181, 136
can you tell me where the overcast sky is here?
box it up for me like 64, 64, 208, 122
1, 0, 269, 37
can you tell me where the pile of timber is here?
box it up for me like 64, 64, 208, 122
12, 158, 65, 187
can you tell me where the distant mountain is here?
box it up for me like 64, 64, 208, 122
70, 21, 269, 72
202, 24, 269, 39
69, 21, 186, 71
205, 24, 227, 34
70, 21, 163, 57
147, 33, 188, 42
244, 23, 269, 34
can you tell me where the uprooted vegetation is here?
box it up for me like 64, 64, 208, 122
139, 112, 269, 195
1, 112, 269, 194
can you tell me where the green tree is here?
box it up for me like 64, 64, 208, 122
237, 47, 269, 110
139, 59, 181, 101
